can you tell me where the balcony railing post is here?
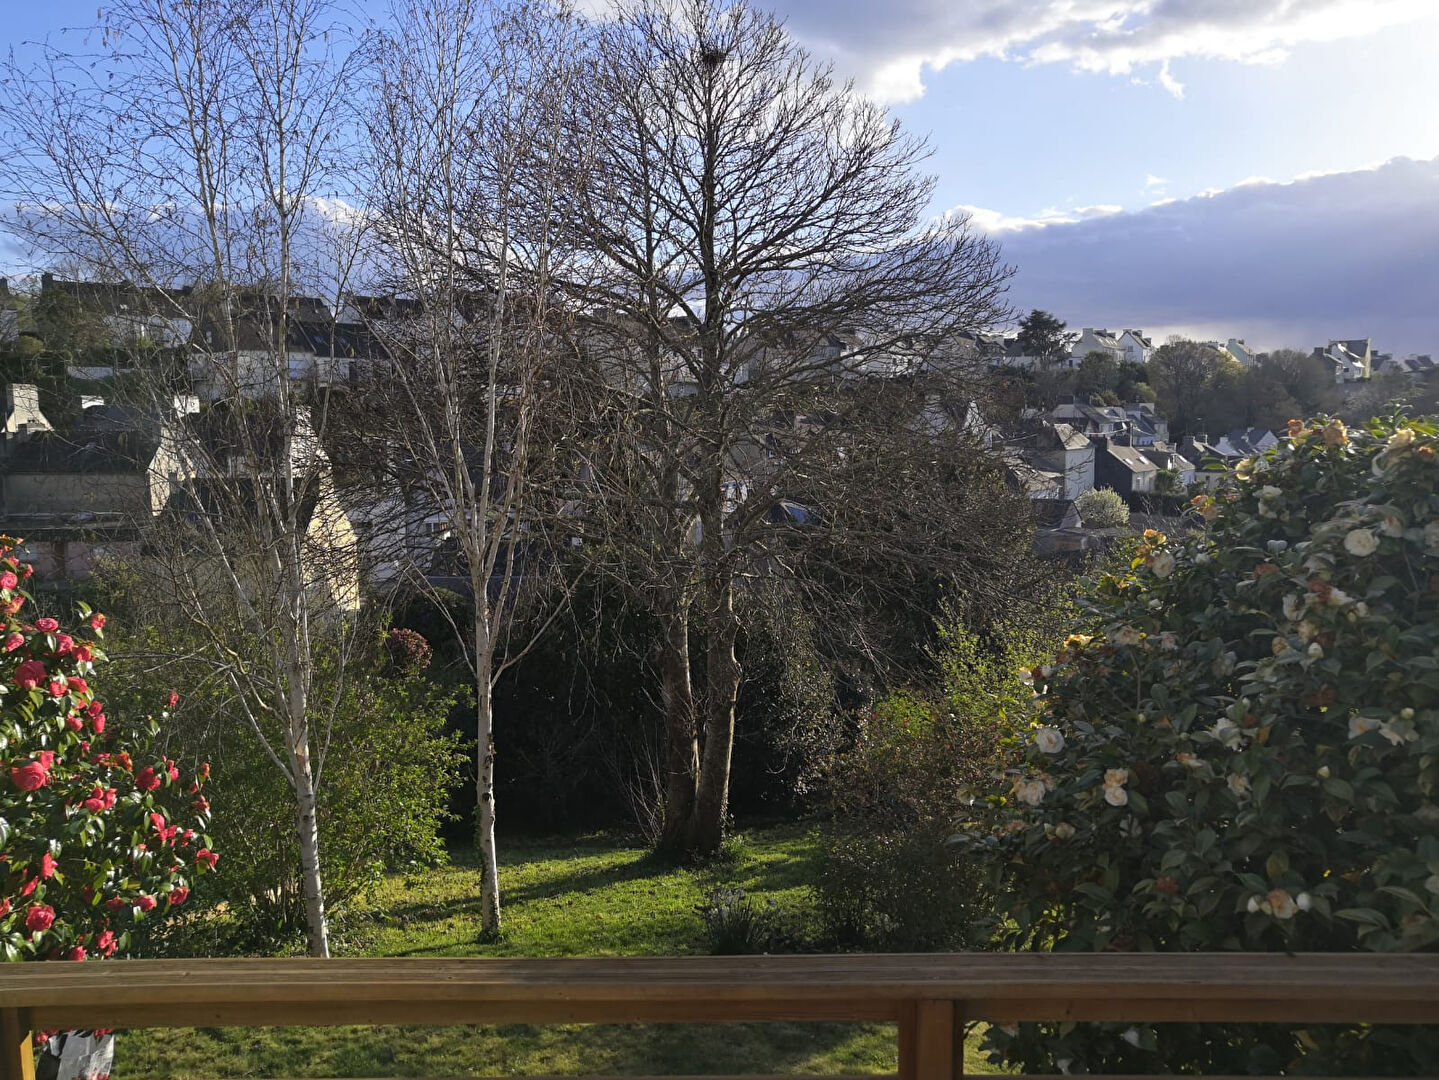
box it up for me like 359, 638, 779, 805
0, 1007, 35, 1080
898, 997, 963, 1080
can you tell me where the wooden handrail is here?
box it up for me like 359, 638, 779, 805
2, 953, 1436, 1080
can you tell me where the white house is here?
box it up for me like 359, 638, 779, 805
1313, 339, 1372, 384
1070, 328, 1126, 366
1116, 329, 1154, 365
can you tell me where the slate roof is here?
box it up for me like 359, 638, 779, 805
1101, 440, 1159, 475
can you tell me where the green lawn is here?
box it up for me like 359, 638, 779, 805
116, 824, 1002, 1077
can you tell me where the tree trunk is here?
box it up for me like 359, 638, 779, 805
655, 600, 699, 857
688, 580, 739, 858
289, 734, 330, 958
475, 631, 501, 936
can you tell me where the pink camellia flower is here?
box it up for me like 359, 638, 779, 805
14, 659, 46, 689
20, 876, 37, 897
54, 633, 74, 655
0, 899, 9, 917
104, 897, 124, 913
168, 886, 189, 907
91, 713, 106, 734
67, 945, 87, 961
68, 676, 89, 695
3, 632, 23, 652
72, 644, 93, 663
135, 767, 160, 792
193, 795, 210, 814
46, 679, 66, 698
96, 929, 116, 956
198, 762, 211, 780
34, 617, 59, 634
85, 700, 104, 719
3, 598, 22, 616
39, 852, 57, 878
88, 613, 105, 631
65, 714, 83, 732
167, 691, 179, 709
195, 848, 218, 870
0, 571, 17, 590
21, 564, 32, 579
10, 759, 51, 791
81, 786, 107, 812
165, 759, 179, 782
135, 895, 157, 912
24, 904, 55, 932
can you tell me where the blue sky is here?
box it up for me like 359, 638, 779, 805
6, 0, 1439, 352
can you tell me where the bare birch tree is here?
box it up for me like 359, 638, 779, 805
356, 0, 585, 934
560, 0, 1020, 859
0, 0, 363, 955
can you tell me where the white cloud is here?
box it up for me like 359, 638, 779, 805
979, 155, 1439, 355
771, 0, 1439, 102
1157, 60, 1184, 99
1144, 175, 1167, 188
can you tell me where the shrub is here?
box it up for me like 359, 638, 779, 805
0, 538, 215, 963
968, 415, 1439, 1075
97, 615, 466, 949
817, 611, 1048, 951
1076, 486, 1130, 528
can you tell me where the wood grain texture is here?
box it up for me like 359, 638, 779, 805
0, 1008, 35, 1080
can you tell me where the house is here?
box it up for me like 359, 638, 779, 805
2, 384, 53, 454
0, 408, 188, 579
1141, 445, 1197, 488
1052, 399, 1128, 437
1020, 421, 1095, 500
1181, 432, 1244, 489
1218, 428, 1279, 458
1121, 402, 1169, 447
1224, 338, 1256, 367
1069, 328, 1126, 366
1116, 329, 1154, 365
1091, 434, 1158, 499
1312, 339, 1372, 384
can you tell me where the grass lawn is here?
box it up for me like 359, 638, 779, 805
115, 824, 1003, 1077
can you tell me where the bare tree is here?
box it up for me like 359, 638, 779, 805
0, 0, 363, 956
558, 0, 1019, 859
357, 0, 585, 934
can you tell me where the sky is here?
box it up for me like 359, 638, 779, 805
5, 0, 1438, 353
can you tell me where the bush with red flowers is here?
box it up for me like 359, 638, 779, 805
0, 537, 216, 962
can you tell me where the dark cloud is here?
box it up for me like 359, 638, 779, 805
987, 156, 1439, 354
766, 0, 1434, 100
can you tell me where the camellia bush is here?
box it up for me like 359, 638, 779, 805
0, 536, 215, 964
967, 415, 1439, 1075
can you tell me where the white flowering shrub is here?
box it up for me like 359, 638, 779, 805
1075, 486, 1130, 528
971, 415, 1439, 1075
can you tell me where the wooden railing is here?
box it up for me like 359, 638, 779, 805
3, 953, 1437, 1080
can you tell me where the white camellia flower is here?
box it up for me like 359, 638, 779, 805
1307, 641, 1324, 660
1159, 631, 1179, 651
1034, 726, 1065, 754
1267, 889, 1299, 919
1150, 551, 1176, 578
1343, 528, 1379, 557
1259, 485, 1282, 501
1227, 773, 1251, 797
1380, 515, 1404, 537
1246, 896, 1262, 913
1209, 717, 1244, 749
1425, 874, 1439, 897
1104, 768, 1129, 788
1109, 625, 1141, 646
1013, 778, 1046, 807
1052, 822, 1075, 840
1296, 892, 1312, 912
1348, 714, 1383, 739
1175, 751, 1202, 769
1282, 594, 1304, 621
1325, 587, 1352, 607
1121, 1029, 1142, 1048
1104, 785, 1129, 807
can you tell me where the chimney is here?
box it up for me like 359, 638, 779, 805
41, 272, 54, 292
